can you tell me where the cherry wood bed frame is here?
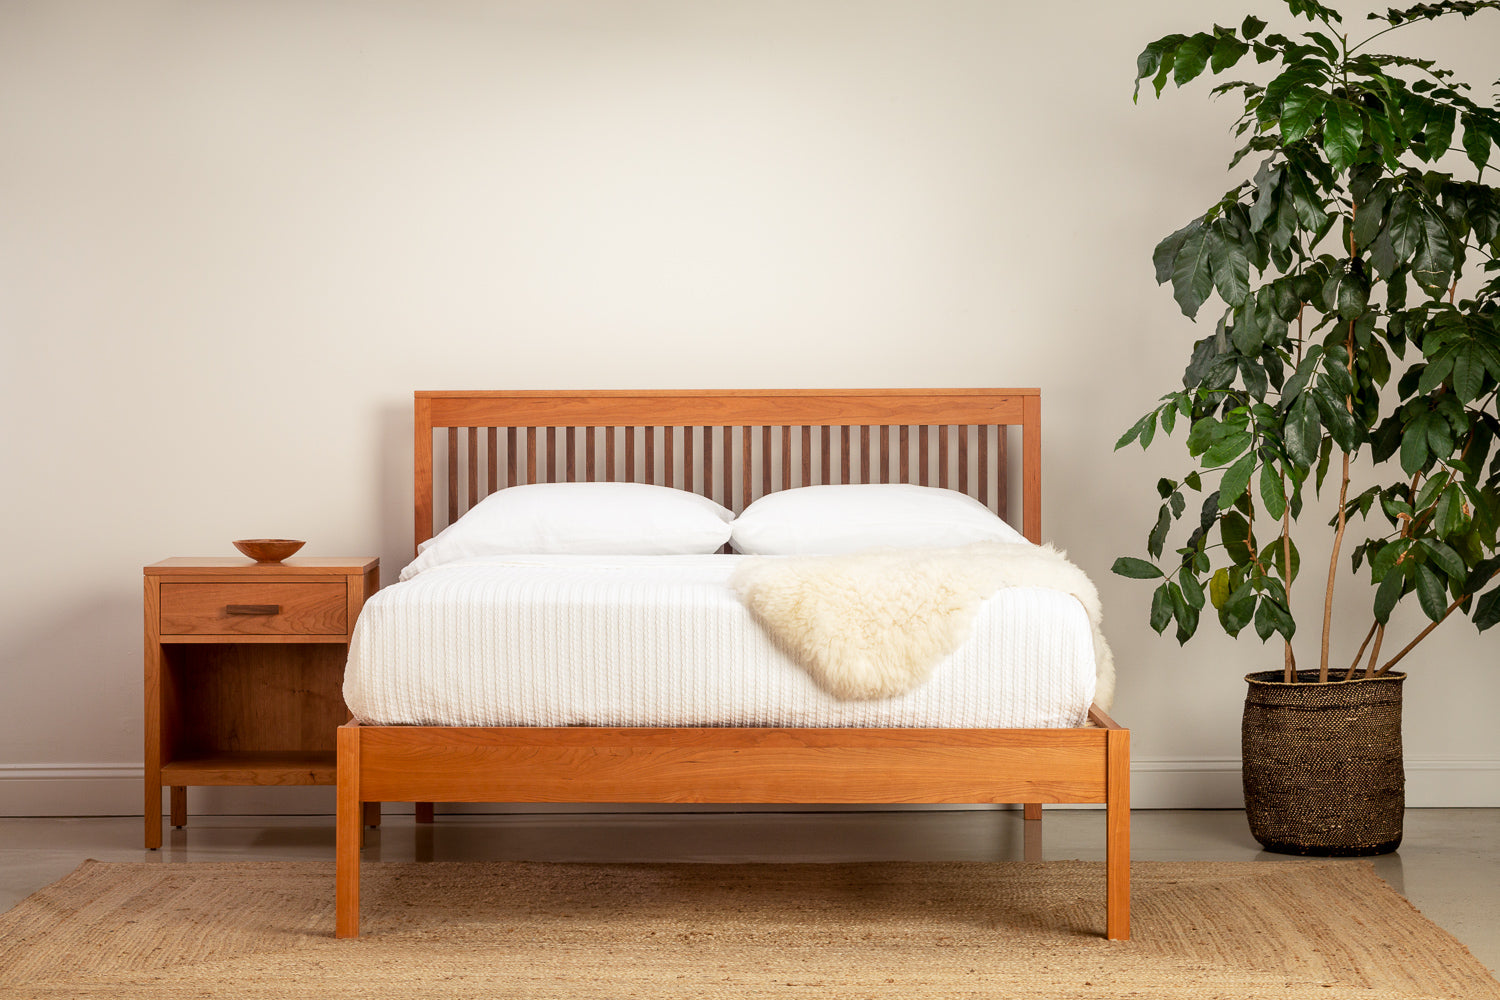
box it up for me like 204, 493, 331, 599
335, 389, 1129, 939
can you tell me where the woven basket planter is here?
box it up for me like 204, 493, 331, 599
1242, 670, 1406, 857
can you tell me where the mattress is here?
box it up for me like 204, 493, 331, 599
343, 554, 1098, 729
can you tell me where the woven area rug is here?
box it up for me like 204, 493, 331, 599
1, 860, 1496, 999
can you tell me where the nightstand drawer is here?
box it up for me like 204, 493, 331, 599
159, 582, 348, 636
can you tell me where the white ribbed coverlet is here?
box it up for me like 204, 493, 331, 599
343, 554, 1097, 729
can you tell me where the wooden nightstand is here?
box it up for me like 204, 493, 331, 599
142, 556, 379, 849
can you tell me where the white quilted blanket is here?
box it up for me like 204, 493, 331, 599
344, 554, 1098, 729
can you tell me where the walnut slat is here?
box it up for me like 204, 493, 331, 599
683, 427, 696, 493
743, 426, 754, 510
702, 426, 713, 502
801, 426, 811, 488
467, 428, 479, 509
721, 426, 731, 506
625, 427, 636, 483
958, 425, 969, 495
585, 427, 596, 481
506, 428, 517, 488
487, 428, 498, 496
565, 427, 577, 483
645, 427, 656, 486
446, 429, 459, 524
820, 426, 831, 484
978, 426, 989, 507
546, 427, 557, 483
899, 426, 910, 483
526, 428, 537, 485
840, 426, 851, 485
605, 427, 616, 483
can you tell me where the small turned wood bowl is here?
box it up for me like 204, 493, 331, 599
233, 539, 305, 563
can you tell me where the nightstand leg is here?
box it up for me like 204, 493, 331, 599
363, 801, 381, 828
170, 786, 187, 828
145, 781, 162, 850
415, 802, 435, 824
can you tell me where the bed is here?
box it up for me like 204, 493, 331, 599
335, 388, 1129, 939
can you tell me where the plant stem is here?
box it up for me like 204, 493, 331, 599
1281, 482, 1294, 682
1343, 620, 1378, 680
1376, 599, 1462, 675
1365, 624, 1386, 679
1320, 450, 1352, 684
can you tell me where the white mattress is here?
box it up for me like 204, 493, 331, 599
344, 554, 1097, 729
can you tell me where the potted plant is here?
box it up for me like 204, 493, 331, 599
1115, 0, 1500, 855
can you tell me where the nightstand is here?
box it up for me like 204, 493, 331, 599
142, 556, 379, 848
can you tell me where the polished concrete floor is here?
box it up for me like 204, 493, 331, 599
1, 808, 1496, 975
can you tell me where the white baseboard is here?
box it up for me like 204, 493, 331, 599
2, 758, 1495, 817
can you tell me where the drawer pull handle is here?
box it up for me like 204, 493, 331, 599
226, 604, 281, 616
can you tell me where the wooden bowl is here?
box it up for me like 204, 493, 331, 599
233, 539, 305, 563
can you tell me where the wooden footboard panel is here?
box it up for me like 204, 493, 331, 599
357, 726, 1109, 805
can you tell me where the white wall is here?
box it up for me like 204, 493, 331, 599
2, 0, 1496, 816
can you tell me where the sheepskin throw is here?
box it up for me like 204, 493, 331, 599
730, 543, 1114, 710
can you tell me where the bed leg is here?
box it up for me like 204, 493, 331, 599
336, 724, 361, 939
415, 802, 435, 824
1022, 803, 1043, 862
1105, 726, 1131, 941
170, 786, 187, 829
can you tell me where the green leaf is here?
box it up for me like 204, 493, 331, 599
1280, 88, 1325, 144
1453, 344, 1485, 401
1171, 224, 1215, 318
1285, 395, 1322, 468
1134, 34, 1186, 101
1149, 583, 1174, 633
1178, 566, 1206, 610
1462, 113, 1492, 172
1424, 104, 1457, 158
1423, 540, 1467, 582
1113, 557, 1164, 579
1386, 190, 1425, 265
1212, 33, 1251, 73
1209, 223, 1252, 307
1219, 452, 1256, 505
1323, 100, 1364, 176
1241, 14, 1267, 38
1153, 218, 1202, 285
1475, 588, 1500, 632
1401, 415, 1431, 474
1115, 411, 1155, 450
1374, 565, 1405, 624
1415, 562, 1448, 622
1174, 33, 1214, 87
1148, 505, 1172, 558
1259, 462, 1287, 520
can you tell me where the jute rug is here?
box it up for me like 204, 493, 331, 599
0, 860, 1495, 999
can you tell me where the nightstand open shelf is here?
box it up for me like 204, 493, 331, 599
144, 557, 378, 848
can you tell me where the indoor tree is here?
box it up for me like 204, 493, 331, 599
1114, 0, 1500, 684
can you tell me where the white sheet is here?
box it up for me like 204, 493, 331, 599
343, 554, 1098, 729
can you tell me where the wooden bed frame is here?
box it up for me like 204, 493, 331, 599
335, 389, 1129, 939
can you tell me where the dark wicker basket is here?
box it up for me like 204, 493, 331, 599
1242, 669, 1405, 856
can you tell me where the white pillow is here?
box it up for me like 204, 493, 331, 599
402, 482, 734, 578
730, 484, 1025, 555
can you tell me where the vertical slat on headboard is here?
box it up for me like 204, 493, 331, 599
801, 426, 812, 487
920, 427, 930, 486
487, 428, 498, 496
721, 426, 732, 507
683, 426, 696, 492
977, 426, 989, 507
780, 427, 790, 492
664, 426, 675, 489
585, 427, 596, 481
958, 425, 970, 494
625, 427, 636, 482
937, 426, 949, 488
645, 427, 656, 486
742, 426, 753, 510
820, 426, 830, 484
762, 427, 773, 500
565, 427, 577, 482
467, 427, 479, 510
702, 426, 713, 502
605, 427, 616, 482
899, 426, 910, 483
447, 429, 459, 524
526, 428, 537, 485
840, 426, 850, 485
506, 427, 517, 488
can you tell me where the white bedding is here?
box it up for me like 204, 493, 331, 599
343, 554, 1098, 729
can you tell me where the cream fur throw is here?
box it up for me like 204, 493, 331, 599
730, 542, 1114, 711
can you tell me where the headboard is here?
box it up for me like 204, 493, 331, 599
414, 389, 1041, 550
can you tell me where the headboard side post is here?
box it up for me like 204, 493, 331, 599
414, 394, 435, 555
1021, 393, 1042, 544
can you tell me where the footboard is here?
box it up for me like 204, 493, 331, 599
335, 710, 1129, 939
